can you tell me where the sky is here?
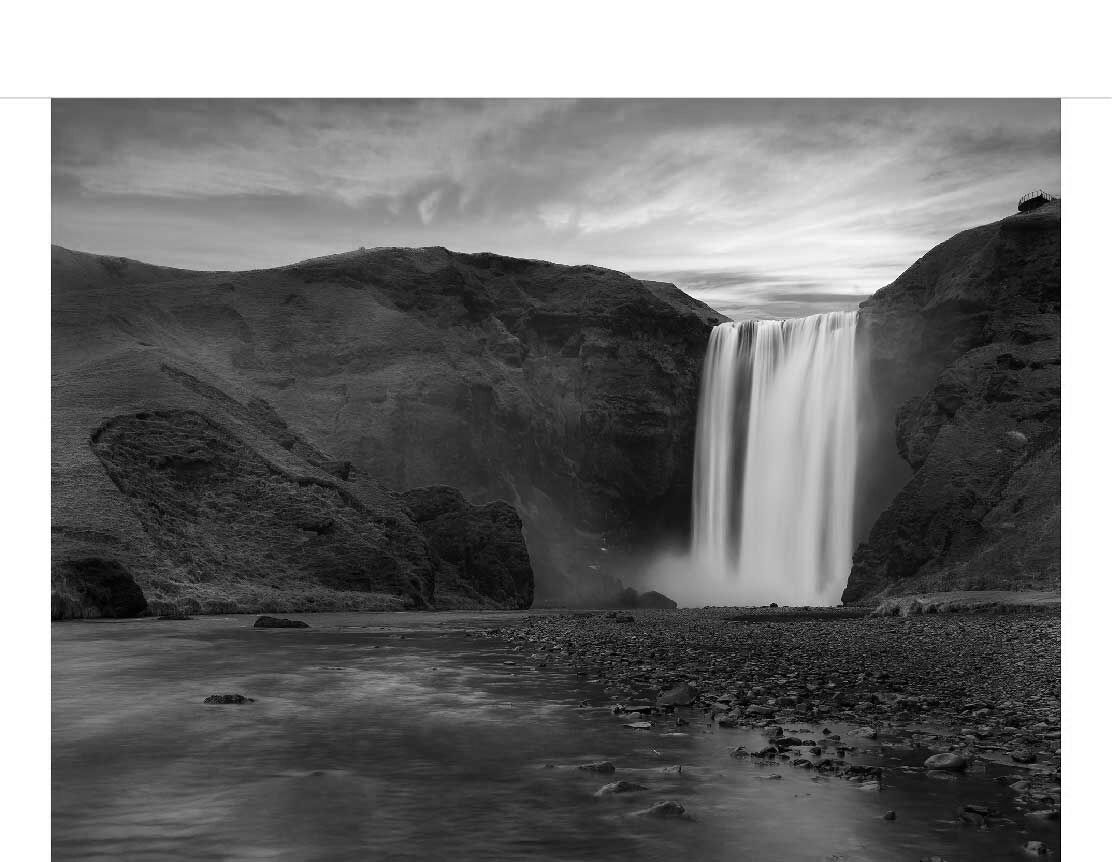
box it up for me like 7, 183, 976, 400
52, 99, 1060, 320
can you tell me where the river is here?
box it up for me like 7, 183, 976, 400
52, 613, 1058, 860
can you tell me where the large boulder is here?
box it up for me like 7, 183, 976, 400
845, 202, 1060, 603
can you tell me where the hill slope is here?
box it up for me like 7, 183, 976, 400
52, 245, 724, 612
843, 201, 1061, 602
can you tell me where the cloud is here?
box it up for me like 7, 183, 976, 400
51, 99, 1060, 318
417, 187, 445, 225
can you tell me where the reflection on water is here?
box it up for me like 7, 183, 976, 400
53, 614, 1058, 861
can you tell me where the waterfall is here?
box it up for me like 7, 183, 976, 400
691, 311, 859, 606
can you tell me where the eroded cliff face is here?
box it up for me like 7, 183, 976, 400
282, 249, 727, 600
843, 202, 1060, 603
51, 245, 723, 612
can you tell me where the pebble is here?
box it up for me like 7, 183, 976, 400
477, 607, 1060, 806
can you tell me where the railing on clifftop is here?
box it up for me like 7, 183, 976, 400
1017, 189, 1059, 212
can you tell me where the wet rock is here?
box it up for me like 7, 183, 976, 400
1023, 841, 1049, 856
658, 682, 699, 707
595, 780, 648, 797
577, 761, 616, 774
745, 705, 774, 717
883, 810, 896, 821
1011, 748, 1037, 764
923, 752, 967, 771
857, 726, 877, 739
624, 721, 653, 730
253, 616, 310, 629
475, 606, 1060, 787
729, 746, 747, 758
633, 800, 693, 820
203, 693, 254, 704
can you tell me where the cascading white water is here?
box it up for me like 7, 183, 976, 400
691, 311, 859, 605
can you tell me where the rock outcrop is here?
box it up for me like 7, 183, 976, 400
50, 557, 148, 620
843, 202, 1060, 603
401, 486, 533, 609
52, 244, 722, 612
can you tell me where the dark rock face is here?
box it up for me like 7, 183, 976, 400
52, 245, 722, 606
284, 251, 725, 602
51, 558, 147, 619
253, 616, 310, 629
401, 486, 533, 609
844, 202, 1060, 603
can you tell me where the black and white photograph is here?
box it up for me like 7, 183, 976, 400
11, 11, 1108, 860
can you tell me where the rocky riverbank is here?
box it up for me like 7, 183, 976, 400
478, 606, 1061, 821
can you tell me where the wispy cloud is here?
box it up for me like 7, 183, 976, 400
52, 99, 1060, 319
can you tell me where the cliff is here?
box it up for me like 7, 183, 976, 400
842, 201, 1061, 603
51, 245, 724, 614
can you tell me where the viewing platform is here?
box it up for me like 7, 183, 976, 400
1017, 189, 1058, 212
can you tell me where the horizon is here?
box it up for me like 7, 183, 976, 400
52, 98, 1060, 320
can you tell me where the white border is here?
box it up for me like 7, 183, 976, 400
0, 97, 50, 858
1060, 97, 1110, 857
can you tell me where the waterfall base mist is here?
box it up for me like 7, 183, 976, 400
643, 547, 797, 608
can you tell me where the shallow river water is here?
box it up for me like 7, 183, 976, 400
53, 613, 1058, 861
